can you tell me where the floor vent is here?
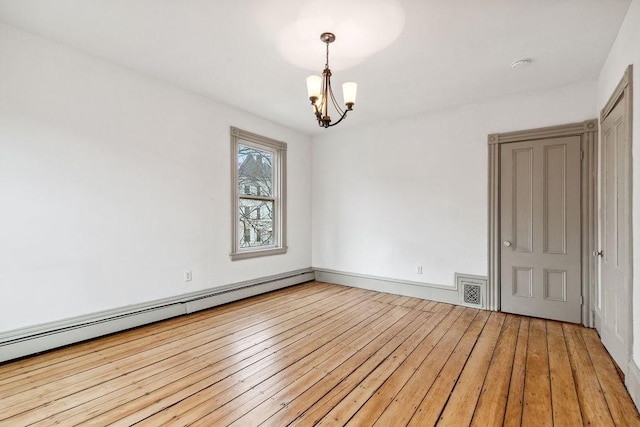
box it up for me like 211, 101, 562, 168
456, 273, 487, 309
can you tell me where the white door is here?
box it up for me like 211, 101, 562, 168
500, 136, 582, 323
596, 97, 631, 370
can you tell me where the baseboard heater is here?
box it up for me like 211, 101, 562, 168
0, 268, 315, 363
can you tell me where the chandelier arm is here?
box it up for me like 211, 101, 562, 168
314, 109, 323, 125
311, 100, 323, 123
325, 109, 350, 127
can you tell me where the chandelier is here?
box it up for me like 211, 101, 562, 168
306, 33, 357, 128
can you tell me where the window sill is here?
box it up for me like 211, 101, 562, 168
230, 246, 288, 261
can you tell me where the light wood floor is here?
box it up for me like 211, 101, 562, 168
1, 282, 639, 426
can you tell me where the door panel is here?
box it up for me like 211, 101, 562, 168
544, 144, 567, 254
513, 267, 533, 297
597, 98, 630, 369
513, 147, 534, 253
500, 136, 582, 323
544, 269, 566, 302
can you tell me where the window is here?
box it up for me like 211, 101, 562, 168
230, 126, 287, 260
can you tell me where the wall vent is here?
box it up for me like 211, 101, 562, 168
455, 273, 487, 309
463, 283, 481, 305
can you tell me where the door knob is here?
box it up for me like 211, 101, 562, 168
593, 250, 603, 257
503, 241, 512, 247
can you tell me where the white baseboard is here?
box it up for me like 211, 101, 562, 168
314, 268, 460, 304
627, 359, 640, 411
0, 268, 314, 363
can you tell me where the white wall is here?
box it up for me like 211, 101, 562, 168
0, 23, 312, 332
597, 0, 640, 369
312, 82, 597, 289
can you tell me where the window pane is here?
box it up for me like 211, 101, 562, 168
238, 145, 273, 197
238, 199, 274, 248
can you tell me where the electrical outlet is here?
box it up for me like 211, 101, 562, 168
416, 266, 423, 275
184, 271, 192, 282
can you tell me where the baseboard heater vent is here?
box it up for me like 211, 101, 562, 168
0, 268, 314, 363
455, 273, 488, 310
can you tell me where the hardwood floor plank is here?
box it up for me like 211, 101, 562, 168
580, 327, 640, 426
373, 308, 481, 426
407, 310, 491, 426
333, 305, 465, 426
377, 293, 403, 305
0, 285, 352, 420
132, 300, 390, 425
390, 296, 412, 307
520, 318, 553, 426
503, 316, 530, 427
400, 297, 422, 309
227, 308, 423, 426
423, 300, 441, 311
412, 298, 433, 311
563, 322, 615, 426
435, 312, 506, 426
0, 282, 637, 426
99, 298, 391, 425
547, 320, 583, 426
40, 291, 379, 426
0, 282, 342, 393
11, 288, 371, 426
469, 314, 520, 426
290, 309, 455, 426
183, 305, 411, 427
268, 311, 435, 426
0, 281, 330, 380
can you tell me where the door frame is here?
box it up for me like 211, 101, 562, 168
487, 120, 598, 326
596, 64, 633, 365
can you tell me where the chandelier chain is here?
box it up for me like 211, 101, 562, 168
325, 41, 330, 69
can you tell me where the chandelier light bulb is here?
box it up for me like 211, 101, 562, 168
342, 82, 358, 107
306, 75, 322, 100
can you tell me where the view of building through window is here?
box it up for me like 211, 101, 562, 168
237, 145, 274, 248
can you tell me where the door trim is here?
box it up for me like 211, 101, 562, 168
488, 120, 598, 326
602, 65, 633, 121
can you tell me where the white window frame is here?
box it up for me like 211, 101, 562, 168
230, 126, 287, 260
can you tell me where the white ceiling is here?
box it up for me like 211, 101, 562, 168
0, 0, 631, 135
